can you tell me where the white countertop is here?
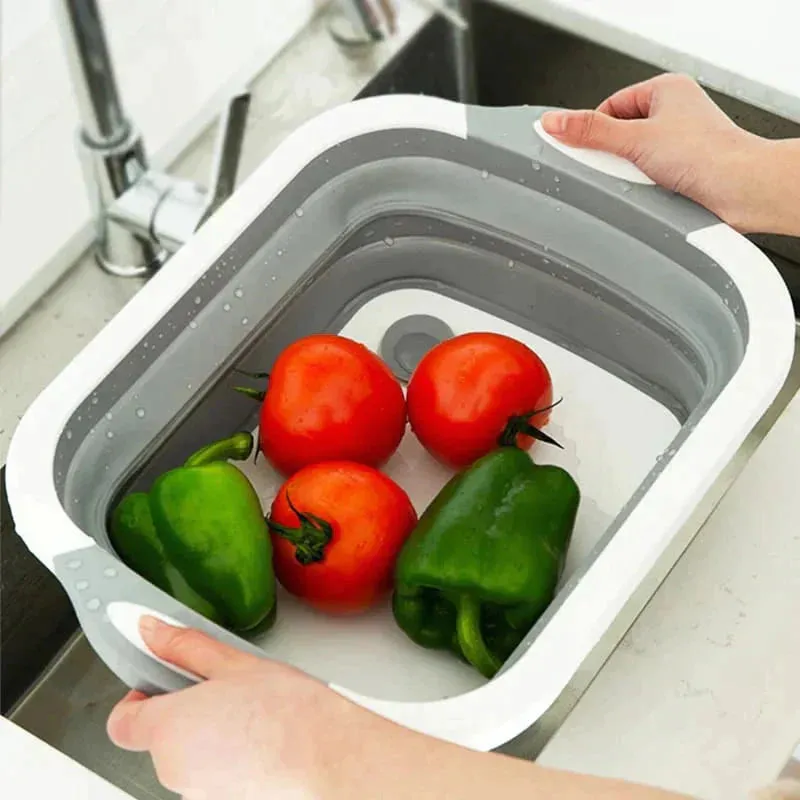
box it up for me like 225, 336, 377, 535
0, 718, 131, 800
3, 2, 800, 799
497, 0, 800, 122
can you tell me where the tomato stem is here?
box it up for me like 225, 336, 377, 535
267, 494, 333, 566
498, 398, 564, 449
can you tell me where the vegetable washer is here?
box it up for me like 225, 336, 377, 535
6, 94, 795, 751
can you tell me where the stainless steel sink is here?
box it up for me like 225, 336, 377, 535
4, 5, 800, 798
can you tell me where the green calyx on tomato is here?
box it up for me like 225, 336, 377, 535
497, 398, 564, 450
232, 368, 270, 399
266, 495, 333, 566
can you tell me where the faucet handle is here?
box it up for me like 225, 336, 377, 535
197, 91, 252, 228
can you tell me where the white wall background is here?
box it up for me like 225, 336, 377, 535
0, 0, 326, 339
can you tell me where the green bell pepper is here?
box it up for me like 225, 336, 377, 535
109, 432, 276, 633
392, 444, 580, 678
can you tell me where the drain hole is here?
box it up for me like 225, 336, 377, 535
379, 315, 454, 381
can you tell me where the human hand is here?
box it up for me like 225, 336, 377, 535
540, 73, 799, 235
106, 616, 372, 800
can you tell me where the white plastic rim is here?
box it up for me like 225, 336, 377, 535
5, 95, 796, 750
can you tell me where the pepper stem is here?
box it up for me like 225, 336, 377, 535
456, 594, 502, 679
267, 495, 333, 566
497, 398, 564, 450
184, 432, 254, 467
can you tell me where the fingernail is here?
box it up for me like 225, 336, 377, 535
541, 111, 566, 134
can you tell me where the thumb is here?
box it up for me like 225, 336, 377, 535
139, 615, 266, 680
540, 109, 640, 157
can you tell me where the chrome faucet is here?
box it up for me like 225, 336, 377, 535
55, 0, 252, 278
56, 0, 474, 278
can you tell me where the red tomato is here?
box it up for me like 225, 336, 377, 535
268, 462, 417, 614
406, 332, 555, 469
256, 334, 406, 476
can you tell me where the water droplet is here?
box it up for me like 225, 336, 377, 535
67, 559, 82, 569
86, 598, 101, 611
508, 260, 515, 268
103, 567, 118, 578
554, 176, 560, 183
194, 296, 202, 305
384, 236, 394, 246
65, 430, 73, 440
105, 412, 113, 421
91, 397, 98, 405
295, 208, 304, 217
77, 415, 82, 422
481, 170, 489, 179
234, 288, 244, 298
135, 408, 146, 419
531, 161, 541, 171
106, 431, 114, 439
143, 341, 149, 349
189, 320, 198, 329
543, 259, 550, 265
76, 580, 89, 591
241, 317, 249, 325
277, 249, 284, 257
187, 383, 193, 390
271, 276, 277, 282
555, 206, 562, 212
223, 303, 231, 312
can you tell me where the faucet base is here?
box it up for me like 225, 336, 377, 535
94, 222, 167, 279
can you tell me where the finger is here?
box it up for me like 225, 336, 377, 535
540, 109, 645, 158
597, 79, 657, 119
107, 691, 169, 752
139, 616, 266, 681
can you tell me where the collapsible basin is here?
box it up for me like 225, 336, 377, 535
6, 95, 794, 751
